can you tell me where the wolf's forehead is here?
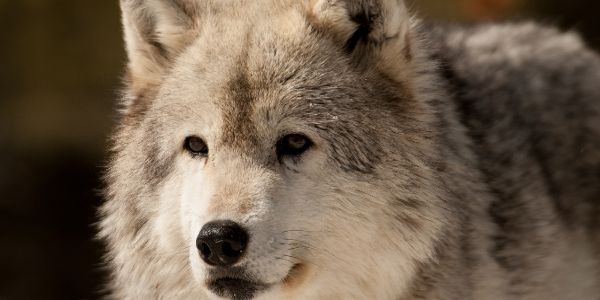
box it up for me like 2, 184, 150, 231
186, 15, 349, 145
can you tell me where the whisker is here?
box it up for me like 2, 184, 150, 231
274, 256, 297, 265
281, 238, 351, 266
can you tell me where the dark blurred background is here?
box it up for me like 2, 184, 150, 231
0, 1, 598, 299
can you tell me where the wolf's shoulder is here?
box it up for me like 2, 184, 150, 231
424, 21, 599, 87
424, 21, 600, 124
422, 21, 600, 135
422, 21, 600, 131
423, 21, 600, 229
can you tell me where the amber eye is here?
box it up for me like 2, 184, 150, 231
184, 136, 208, 157
276, 134, 312, 158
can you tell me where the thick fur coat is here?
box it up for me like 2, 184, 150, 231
99, 0, 600, 299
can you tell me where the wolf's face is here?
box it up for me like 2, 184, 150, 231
104, 1, 448, 299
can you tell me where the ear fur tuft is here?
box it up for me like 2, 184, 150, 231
120, 0, 198, 112
309, 0, 412, 74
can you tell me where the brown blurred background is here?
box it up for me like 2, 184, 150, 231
0, 1, 598, 299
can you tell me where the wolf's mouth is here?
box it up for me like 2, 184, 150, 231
206, 263, 308, 299
281, 263, 310, 290
207, 277, 269, 300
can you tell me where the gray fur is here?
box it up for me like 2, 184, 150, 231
100, 1, 600, 299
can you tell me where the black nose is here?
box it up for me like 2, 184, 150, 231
196, 220, 249, 267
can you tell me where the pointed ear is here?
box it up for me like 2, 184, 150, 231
120, 0, 198, 110
309, 0, 413, 78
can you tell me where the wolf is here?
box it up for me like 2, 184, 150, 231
99, 0, 600, 299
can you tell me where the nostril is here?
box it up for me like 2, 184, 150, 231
221, 240, 242, 258
201, 242, 212, 258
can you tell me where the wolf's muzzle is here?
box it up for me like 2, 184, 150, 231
196, 220, 249, 267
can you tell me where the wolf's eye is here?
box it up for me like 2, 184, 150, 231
277, 134, 312, 158
184, 136, 208, 157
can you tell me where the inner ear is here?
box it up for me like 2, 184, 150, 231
345, 12, 372, 53
309, 0, 410, 60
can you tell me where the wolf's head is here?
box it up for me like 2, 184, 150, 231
101, 0, 450, 299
